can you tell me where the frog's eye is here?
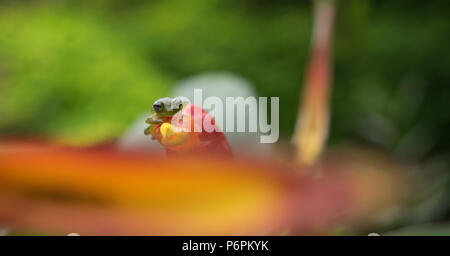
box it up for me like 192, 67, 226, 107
173, 98, 183, 110
153, 102, 164, 113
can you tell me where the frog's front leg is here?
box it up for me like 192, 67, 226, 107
144, 124, 157, 139
144, 114, 163, 139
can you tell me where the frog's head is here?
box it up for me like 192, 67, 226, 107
151, 97, 184, 117
144, 97, 185, 137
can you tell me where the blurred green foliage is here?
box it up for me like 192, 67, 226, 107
0, 0, 449, 159
0, 4, 170, 145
